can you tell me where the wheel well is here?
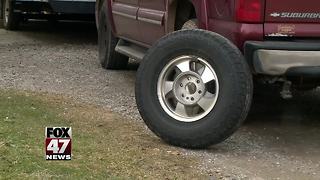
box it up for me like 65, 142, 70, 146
174, 0, 196, 30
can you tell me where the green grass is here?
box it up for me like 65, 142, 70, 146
0, 90, 207, 179
0, 91, 108, 179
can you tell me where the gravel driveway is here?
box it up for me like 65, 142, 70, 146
1, 21, 320, 179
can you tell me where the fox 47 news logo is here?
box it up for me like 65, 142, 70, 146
45, 127, 72, 160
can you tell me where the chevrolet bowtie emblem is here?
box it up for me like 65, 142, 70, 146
270, 12, 281, 17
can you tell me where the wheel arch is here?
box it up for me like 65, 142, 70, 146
169, 0, 208, 31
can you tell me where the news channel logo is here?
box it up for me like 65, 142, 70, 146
45, 127, 72, 160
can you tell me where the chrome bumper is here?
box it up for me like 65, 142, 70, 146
245, 41, 320, 76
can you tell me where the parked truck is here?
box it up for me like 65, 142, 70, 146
96, 0, 320, 148
1, 0, 95, 30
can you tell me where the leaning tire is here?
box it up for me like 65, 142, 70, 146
2, 0, 20, 30
136, 29, 253, 149
98, 4, 128, 70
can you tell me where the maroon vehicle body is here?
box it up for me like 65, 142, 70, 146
97, 0, 320, 49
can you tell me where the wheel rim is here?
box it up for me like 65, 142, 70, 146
4, 0, 9, 24
157, 55, 219, 122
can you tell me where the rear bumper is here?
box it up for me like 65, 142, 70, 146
245, 41, 320, 76
13, 0, 95, 15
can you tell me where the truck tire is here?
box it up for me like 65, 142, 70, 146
2, 0, 20, 30
182, 19, 198, 30
98, 4, 128, 70
136, 30, 253, 149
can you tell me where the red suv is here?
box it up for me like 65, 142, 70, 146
96, 0, 320, 148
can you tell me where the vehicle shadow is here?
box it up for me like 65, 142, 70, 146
247, 85, 320, 130
17, 20, 98, 45
206, 86, 320, 159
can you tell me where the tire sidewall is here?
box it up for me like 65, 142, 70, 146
97, 4, 128, 70
98, 7, 110, 64
3, 0, 19, 30
136, 30, 252, 146
3, 0, 10, 28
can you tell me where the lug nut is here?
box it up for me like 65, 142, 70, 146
196, 80, 200, 84
198, 90, 202, 94
180, 83, 183, 87
191, 97, 194, 101
187, 77, 191, 80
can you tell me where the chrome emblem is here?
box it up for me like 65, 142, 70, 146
270, 12, 281, 17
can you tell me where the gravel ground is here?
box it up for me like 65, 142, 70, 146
1, 21, 320, 179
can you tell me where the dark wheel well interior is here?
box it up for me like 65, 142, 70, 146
175, 0, 196, 30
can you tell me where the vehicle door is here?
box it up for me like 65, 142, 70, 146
111, 0, 140, 41
137, 0, 171, 45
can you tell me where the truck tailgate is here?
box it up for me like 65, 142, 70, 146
264, 0, 320, 37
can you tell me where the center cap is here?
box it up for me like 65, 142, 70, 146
186, 82, 197, 94
173, 72, 206, 105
